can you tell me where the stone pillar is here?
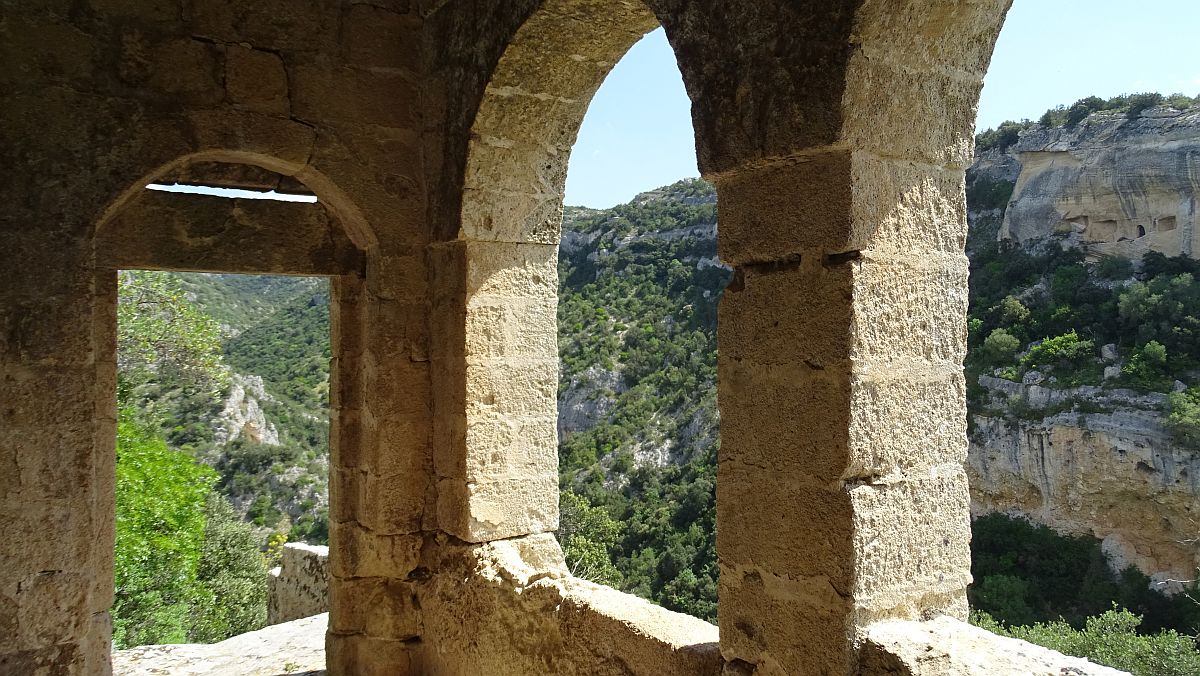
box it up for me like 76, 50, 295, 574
715, 152, 974, 674
0, 242, 114, 675
430, 241, 560, 543
326, 259, 430, 674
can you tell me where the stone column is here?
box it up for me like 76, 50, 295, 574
429, 240, 561, 543
714, 152, 973, 674
326, 254, 431, 674
0, 240, 114, 675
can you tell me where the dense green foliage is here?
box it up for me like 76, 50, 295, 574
113, 411, 217, 648
557, 179, 723, 620
115, 270, 320, 646
966, 236, 1200, 414
117, 271, 227, 407
970, 514, 1200, 634
113, 411, 267, 648
974, 609, 1200, 676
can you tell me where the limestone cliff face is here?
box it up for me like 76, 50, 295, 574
212, 373, 280, 447
968, 376, 1200, 589
997, 108, 1200, 258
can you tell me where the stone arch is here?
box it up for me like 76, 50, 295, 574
93, 150, 376, 254
458, 0, 660, 244
444, 1, 1017, 674
434, 0, 665, 544
88, 151, 373, 673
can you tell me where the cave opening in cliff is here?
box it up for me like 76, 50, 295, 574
966, 0, 1200, 635
555, 25, 720, 622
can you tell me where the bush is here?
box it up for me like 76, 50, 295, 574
1023, 331, 1096, 380
113, 410, 217, 648
981, 328, 1021, 368
190, 494, 268, 643
1126, 92, 1165, 120
974, 609, 1200, 676
1166, 387, 1200, 449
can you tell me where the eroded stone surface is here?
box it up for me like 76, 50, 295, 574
113, 614, 327, 676
860, 616, 1128, 676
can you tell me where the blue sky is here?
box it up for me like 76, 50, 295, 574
565, 1, 1200, 208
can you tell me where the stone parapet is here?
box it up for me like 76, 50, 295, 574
268, 543, 331, 626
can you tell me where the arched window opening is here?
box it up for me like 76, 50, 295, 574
555, 27, 722, 622
100, 165, 356, 651
966, 0, 1200, 660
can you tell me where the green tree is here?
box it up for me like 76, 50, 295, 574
112, 410, 216, 648
1166, 387, 1200, 449
190, 494, 269, 643
1122, 341, 1171, 392
975, 609, 1200, 676
117, 270, 227, 406
559, 491, 622, 586
1022, 331, 1095, 382
981, 328, 1021, 369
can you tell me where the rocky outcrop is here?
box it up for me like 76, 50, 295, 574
213, 374, 280, 446
268, 543, 330, 625
996, 108, 1200, 258
968, 377, 1200, 589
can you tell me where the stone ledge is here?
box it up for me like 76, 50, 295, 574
860, 616, 1128, 675
113, 613, 327, 676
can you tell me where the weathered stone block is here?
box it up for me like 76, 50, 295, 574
329, 522, 422, 580
464, 413, 557, 482
362, 354, 431, 419
148, 38, 222, 105
848, 154, 968, 255
848, 369, 967, 478
717, 360, 852, 480
464, 296, 558, 359
460, 187, 564, 244
359, 470, 428, 536
842, 54, 979, 168
718, 559, 854, 676
343, 4, 420, 70
717, 259, 854, 369
268, 543, 329, 624
290, 64, 419, 129
850, 253, 968, 365
716, 149, 853, 265
436, 473, 558, 543
188, 0, 336, 52
186, 109, 315, 171
717, 154, 968, 265
225, 45, 289, 115
717, 463, 854, 586
849, 470, 972, 619
326, 631, 421, 676
330, 577, 421, 639
465, 358, 557, 417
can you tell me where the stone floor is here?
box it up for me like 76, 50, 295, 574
112, 614, 327, 675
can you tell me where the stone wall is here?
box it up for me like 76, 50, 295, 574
0, 1, 1093, 674
268, 543, 331, 626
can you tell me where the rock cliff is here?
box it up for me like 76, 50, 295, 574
968, 376, 1200, 589
994, 107, 1200, 258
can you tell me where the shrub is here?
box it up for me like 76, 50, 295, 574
974, 609, 1200, 676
